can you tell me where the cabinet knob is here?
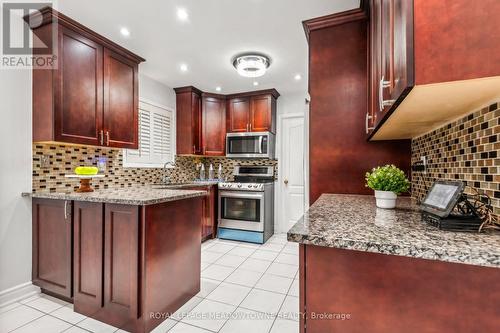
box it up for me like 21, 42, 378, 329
284, 178, 289, 185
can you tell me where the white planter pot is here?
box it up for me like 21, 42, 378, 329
374, 190, 397, 209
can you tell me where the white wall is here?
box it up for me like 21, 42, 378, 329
0, 69, 175, 300
0, 69, 33, 297
139, 73, 176, 110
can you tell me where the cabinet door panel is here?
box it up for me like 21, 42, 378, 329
103, 204, 139, 322
202, 97, 226, 156
104, 48, 138, 149
74, 202, 103, 315
192, 93, 203, 154
32, 199, 72, 298
369, 0, 383, 131
56, 27, 103, 145
228, 98, 250, 132
391, 0, 414, 100
250, 95, 273, 132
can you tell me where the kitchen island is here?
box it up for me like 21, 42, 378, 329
29, 186, 207, 333
288, 194, 500, 333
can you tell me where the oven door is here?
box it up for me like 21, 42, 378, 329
226, 132, 272, 158
219, 190, 265, 232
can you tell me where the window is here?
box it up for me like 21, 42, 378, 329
123, 101, 175, 168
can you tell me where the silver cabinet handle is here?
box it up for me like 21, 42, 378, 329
64, 200, 71, 220
366, 113, 374, 134
105, 131, 110, 146
378, 76, 392, 112
99, 130, 104, 145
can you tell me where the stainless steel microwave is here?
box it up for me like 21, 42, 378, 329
226, 132, 275, 159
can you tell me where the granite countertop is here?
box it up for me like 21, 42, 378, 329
287, 194, 500, 268
25, 185, 207, 206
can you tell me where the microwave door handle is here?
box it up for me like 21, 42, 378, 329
258, 136, 264, 154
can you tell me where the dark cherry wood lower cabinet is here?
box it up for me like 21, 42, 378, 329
73, 202, 104, 315
32, 199, 72, 299
185, 185, 217, 240
300, 244, 500, 333
72, 198, 202, 333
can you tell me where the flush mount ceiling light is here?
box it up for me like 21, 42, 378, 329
232, 53, 270, 78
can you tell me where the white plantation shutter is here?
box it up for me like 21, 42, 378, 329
124, 101, 175, 167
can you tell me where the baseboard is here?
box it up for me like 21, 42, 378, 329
0, 282, 41, 307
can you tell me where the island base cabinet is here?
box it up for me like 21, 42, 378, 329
32, 199, 72, 299
300, 244, 500, 333
72, 198, 202, 333
74, 202, 139, 330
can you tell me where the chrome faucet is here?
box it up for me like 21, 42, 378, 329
163, 161, 175, 184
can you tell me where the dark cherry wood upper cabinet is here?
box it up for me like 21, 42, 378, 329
250, 94, 276, 132
32, 198, 72, 299
56, 26, 103, 146
227, 98, 250, 132
73, 201, 104, 315
28, 7, 144, 147
202, 94, 226, 156
226, 89, 279, 134
103, 48, 139, 149
174, 86, 202, 155
368, 0, 500, 140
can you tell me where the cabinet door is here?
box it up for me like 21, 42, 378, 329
32, 199, 72, 298
73, 202, 103, 315
56, 27, 103, 146
103, 48, 139, 149
202, 96, 226, 156
192, 93, 203, 154
228, 98, 250, 132
103, 204, 139, 323
250, 95, 275, 132
378, 0, 414, 119
368, 0, 383, 133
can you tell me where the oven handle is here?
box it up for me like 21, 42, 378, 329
219, 191, 264, 200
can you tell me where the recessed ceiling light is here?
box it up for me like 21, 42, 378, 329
215, 86, 221, 92
177, 8, 189, 21
253, 81, 259, 86
120, 27, 130, 37
233, 53, 271, 78
180, 64, 188, 72
294, 74, 302, 81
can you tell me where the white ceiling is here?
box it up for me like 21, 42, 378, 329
58, 0, 359, 95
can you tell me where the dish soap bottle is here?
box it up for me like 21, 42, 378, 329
199, 164, 205, 180
208, 163, 214, 180
217, 164, 223, 180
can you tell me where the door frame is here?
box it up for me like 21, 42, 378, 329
276, 112, 306, 234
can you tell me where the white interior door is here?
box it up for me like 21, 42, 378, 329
279, 114, 305, 233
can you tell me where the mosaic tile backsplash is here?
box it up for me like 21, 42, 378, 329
32, 144, 277, 193
411, 102, 500, 215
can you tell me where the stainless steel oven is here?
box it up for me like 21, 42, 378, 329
226, 132, 275, 159
218, 165, 275, 244
219, 190, 266, 232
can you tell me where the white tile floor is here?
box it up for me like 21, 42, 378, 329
0, 234, 299, 333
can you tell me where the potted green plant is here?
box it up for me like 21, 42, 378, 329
365, 165, 410, 209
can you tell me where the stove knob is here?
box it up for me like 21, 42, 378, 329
238, 184, 242, 188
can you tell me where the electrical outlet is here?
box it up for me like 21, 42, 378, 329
421, 156, 427, 174
40, 155, 50, 168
